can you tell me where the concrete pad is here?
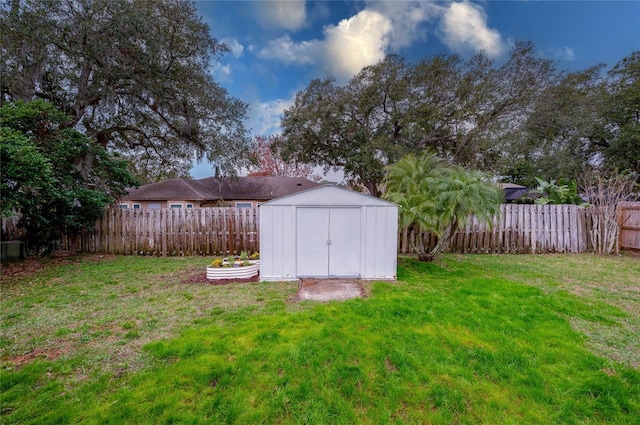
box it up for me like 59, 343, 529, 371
297, 279, 365, 302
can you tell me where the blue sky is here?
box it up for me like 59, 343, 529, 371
191, 0, 640, 179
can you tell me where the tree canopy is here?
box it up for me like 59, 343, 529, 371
280, 42, 559, 196
280, 43, 638, 193
595, 51, 640, 174
1, 0, 250, 182
1, 100, 138, 253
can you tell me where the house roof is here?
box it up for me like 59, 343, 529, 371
198, 176, 320, 200
122, 178, 219, 201
123, 176, 320, 202
500, 183, 529, 201
501, 183, 527, 189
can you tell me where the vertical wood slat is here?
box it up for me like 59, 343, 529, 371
550, 205, 558, 252
506, 205, 512, 253
569, 208, 581, 253
537, 204, 547, 253
518, 204, 525, 253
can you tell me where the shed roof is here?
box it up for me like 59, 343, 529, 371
263, 184, 397, 207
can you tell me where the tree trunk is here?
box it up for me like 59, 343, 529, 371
365, 180, 380, 198
429, 220, 459, 259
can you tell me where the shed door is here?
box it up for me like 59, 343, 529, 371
296, 207, 361, 277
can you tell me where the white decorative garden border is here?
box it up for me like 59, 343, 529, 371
206, 261, 259, 280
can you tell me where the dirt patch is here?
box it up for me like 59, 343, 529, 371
1, 254, 116, 283
297, 279, 365, 302
5, 347, 68, 367
181, 272, 259, 285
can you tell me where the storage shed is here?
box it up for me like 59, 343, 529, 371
259, 185, 398, 281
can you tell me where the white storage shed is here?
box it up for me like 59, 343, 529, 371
259, 185, 398, 281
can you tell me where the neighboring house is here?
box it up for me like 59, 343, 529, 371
119, 176, 320, 209
501, 183, 529, 203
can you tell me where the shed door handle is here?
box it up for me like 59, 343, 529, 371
327, 239, 331, 245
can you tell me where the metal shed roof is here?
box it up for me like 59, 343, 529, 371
262, 184, 397, 207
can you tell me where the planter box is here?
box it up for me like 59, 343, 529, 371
1, 241, 24, 261
206, 261, 259, 280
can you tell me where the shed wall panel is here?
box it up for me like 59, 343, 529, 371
361, 206, 398, 279
362, 206, 379, 278
385, 206, 399, 278
271, 205, 285, 277
328, 207, 362, 277
282, 206, 297, 277
296, 208, 330, 277
260, 206, 273, 278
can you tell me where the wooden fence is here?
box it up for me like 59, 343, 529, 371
57, 207, 259, 256
618, 202, 640, 251
3, 204, 634, 256
400, 204, 589, 254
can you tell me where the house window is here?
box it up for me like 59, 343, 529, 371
235, 202, 252, 208
170, 204, 182, 209
119, 204, 129, 209
148, 203, 161, 209
133, 204, 141, 209
186, 203, 193, 209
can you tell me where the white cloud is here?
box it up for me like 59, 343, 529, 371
211, 62, 232, 83
551, 46, 576, 61
221, 38, 244, 58
258, 9, 393, 82
308, 1, 331, 21
217, 63, 231, 76
366, 1, 440, 49
210, 39, 244, 82
258, 35, 322, 65
257, 1, 506, 81
323, 10, 392, 79
247, 98, 294, 136
255, 0, 307, 31
440, 1, 504, 57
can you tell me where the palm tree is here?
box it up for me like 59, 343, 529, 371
384, 153, 503, 261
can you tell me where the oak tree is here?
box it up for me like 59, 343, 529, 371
280, 42, 558, 196
503, 66, 606, 186
1, 0, 250, 182
594, 51, 640, 174
280, 55, 414, 196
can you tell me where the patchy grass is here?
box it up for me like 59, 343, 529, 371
1, 256, 300, 378
447, 253, 640, 367
1, 253, 639, 424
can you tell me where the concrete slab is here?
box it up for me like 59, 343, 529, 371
297, 279, 365, 302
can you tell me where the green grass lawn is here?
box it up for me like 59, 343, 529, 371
1, 253, 639, 424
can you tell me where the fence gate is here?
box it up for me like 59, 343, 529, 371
618, 202, 640, 251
